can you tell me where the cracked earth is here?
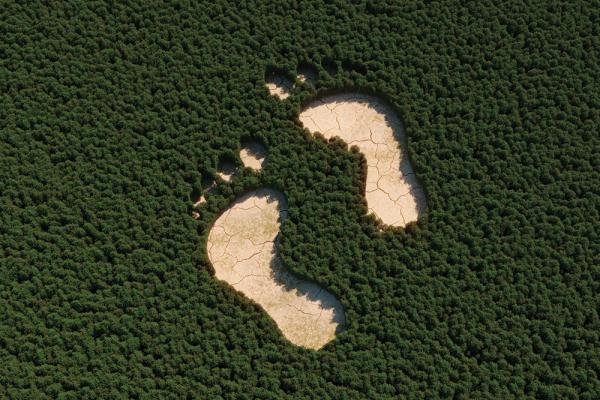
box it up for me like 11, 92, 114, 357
205, 80, 424, 349
265, 75, 293, 99
239, 141, 266, 171
299, 93, 426, 227
206, 188, 345, 349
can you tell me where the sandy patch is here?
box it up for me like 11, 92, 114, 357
240, 141, 266, 171
191, 181, 218, 220
193, 195, 206, 208
299, 94, 426, 227
191, 195, 206, 220
266, 75, 293, 100
193, 180, 218, 208
207, 188, 345, 349
297, 66, 318, 86
217, 159, 236, 182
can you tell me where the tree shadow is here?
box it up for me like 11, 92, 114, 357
256, 189, 347, 334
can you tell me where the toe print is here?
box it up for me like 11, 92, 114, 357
216, 156, 237, 182
265, 72, 294, 100
297, 63, 319, 86
207, 189, 345, 349
239, 138, 267, 171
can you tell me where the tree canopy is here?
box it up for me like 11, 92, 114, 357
0, 1, 599, 399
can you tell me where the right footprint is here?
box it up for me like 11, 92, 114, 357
265, 69, 425, 227
299, 94, 426, 227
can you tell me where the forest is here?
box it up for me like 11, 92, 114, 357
0, 0, 599, 399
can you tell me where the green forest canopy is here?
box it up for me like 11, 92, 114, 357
1, 1, 599, 399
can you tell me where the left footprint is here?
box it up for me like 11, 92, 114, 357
205, 147, 345, 349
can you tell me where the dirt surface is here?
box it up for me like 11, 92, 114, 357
299, 94, 426, 227
265, 75, 293, 99
240, 141, 266, 171
207, 188, 345, 349
193, 195, 206, 208
217, 160, 236, 182
297, 67, 317, 86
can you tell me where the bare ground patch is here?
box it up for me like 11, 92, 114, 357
265, 75, 293, 99
299, 94, 426, 227
207, 188, 345, 349
217, 157, 237, 182
297, 65, 318, 86
240, 140, 267, 171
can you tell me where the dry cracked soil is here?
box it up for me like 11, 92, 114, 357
201, 74, 427, 350
299, 93, 426, 227
206, 189, 345, 349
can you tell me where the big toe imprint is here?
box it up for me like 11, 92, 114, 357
299, 94, 426, 227
207, 188, 345, 349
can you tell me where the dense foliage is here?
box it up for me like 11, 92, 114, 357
1, 1, 599, 398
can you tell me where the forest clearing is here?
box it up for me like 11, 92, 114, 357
239, 140, 267, 171
299, 93, 426, 226
206, 188, 345, 349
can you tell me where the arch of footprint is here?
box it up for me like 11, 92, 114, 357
205, 83, 426, 350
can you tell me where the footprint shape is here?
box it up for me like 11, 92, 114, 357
204, 145, 345, 350
266, 69, 426, 227
207, 189, 345, 349
299, 94, 426, 227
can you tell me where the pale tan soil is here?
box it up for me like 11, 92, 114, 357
217, 160, 236, 182
192, 197, 205, 219
240, 141, 266, 171
297, 68, 317, 86
265, 75, 293, 99
191, 182, 218, 219
207, 188, 345, 349
299, 94, 426, 227
217, 171, 233, 182
193, 181, 217, 209
193, 195, 206, 208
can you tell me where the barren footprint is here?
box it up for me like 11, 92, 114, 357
207, 189, 345, 349
216, 156, 237, 182
265, 73, 293, 100
299, 93, 426, 227
239, 139, 267, 171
